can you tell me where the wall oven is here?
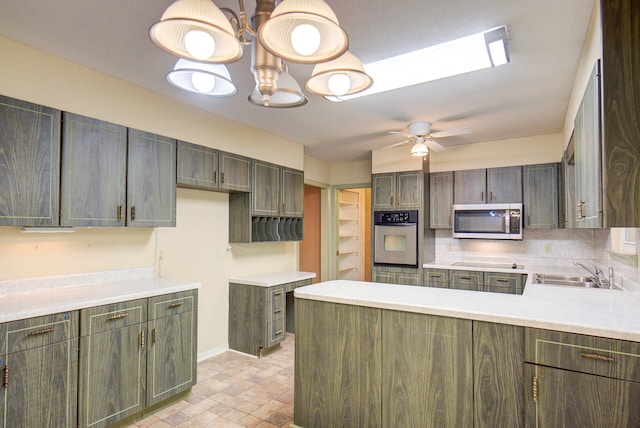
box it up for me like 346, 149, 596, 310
452, 203, 523, 240
373, 210, 419, 267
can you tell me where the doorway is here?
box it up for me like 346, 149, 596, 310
337, 188, 371, 281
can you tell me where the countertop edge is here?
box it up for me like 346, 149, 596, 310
228, 271, 316, 287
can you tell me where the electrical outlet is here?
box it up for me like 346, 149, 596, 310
447, 243, 453, 251
544, 243, 552, 254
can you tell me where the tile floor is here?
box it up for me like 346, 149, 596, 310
128, 334, 295, 428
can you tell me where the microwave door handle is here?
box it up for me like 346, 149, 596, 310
505, 211, 510, 233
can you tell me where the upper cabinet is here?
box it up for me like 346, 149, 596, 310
252, 160, 303, 217
177, 141, 251, 193
601, 0, 640, 227
372, 171, 422, 210
430, 171, 454, 229
61, 113, 127, 227
126, 129, 176, 227
281, 167, 304, 217
523, 163, 559, 229
454, 167, 522, 204
0, 96, 61, 226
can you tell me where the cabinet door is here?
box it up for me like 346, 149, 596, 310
294, 300, 382, 428
0, 96, 61, 226
219, 151, 251, 192
430, 171, 454, 228
450, 270, 483, 291
454, 169, 487, 204
395, 171, 422, 209
483, 272, 524, 295
252, 160, 281, 216
574, 62, 602, 228
1, 339, 78, 428
371, 267, 394, 284
487, 166, 522, 203
127, 129, 176, 227
524, 363, 640, 427
474, 322, 524, 428
382, 310, 473, 427
523, 163, 558, 229
61, 113, 127, 226
281, 167, 304, 217
78, 324, 146, 428
176, 141, 219, 191
372, 173, 395, 210
396, 271, 421, 286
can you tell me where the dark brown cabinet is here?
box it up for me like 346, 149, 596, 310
0, 312, 79, 428
0, 95, 61, 226
61, 112, 127, 227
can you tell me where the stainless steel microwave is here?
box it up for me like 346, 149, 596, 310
452, 203, 523, 240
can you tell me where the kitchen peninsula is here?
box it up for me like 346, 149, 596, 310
293, 278, 640, 427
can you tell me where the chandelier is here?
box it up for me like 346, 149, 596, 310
150, 0, 373, 108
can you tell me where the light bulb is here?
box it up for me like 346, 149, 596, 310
184, 30, 216, 60
291, 24, 321, 56
191, 72, 216, 93
327, 73, 351, 96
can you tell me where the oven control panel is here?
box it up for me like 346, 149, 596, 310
374, 210, 418, 224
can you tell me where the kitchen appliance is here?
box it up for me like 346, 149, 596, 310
373, 210, 419, 267
452, 203, 523, 240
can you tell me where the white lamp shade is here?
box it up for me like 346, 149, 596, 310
150, 0, 243, 63
258, 0, 348, 64
410, 141, 429, 157
305, 51, 373, 96
249, 70, 308, 108
167, 59, 237, 96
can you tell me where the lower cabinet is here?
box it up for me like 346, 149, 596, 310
450, 269, 483, 291
423, 268, 526, 295
0, 312, 79, 428
524, 328, 640, 427
371, 266, 421, 286
78, 299, 148, 428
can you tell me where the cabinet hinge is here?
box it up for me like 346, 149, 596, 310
532, 375, 538, 403
2, 365, 8, 388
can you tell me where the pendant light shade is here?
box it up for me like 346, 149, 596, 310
167, 59, 237, 96
305, 51, 373, 96
150, 0, 243, 63
248, 69, 308, 108
258, 0, 349, 64
410, 141, 429, 157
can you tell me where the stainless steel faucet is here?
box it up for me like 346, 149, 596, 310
573, 262, 609, 288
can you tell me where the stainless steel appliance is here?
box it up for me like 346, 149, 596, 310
373, 210, 418, 267
452, 203, 523, 240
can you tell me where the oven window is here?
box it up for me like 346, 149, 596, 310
384, 234, 407, 252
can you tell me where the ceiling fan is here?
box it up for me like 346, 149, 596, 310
383, 122, 471, 156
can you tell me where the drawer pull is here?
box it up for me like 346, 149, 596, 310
496, 279, 510, 283
459, 276, 472, 280
274, 330, 283, 337
3, 366, 8, 388
430, 274, 442, 278
273, 291, 283, 296
168, 302, 184, 308
580, 352, 615, 363
274, 308, 282, 313
27, 327, 55, 336
532, 376, 538, 403
108, 313, 128, 321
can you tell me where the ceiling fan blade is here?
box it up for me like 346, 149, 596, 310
381, 140, 411, 150
424, 139, 446, 152
430, 127, 471, 138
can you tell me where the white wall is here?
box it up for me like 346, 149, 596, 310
0, 36, 302, 357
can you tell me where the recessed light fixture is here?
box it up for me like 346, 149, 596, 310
326, 26, 510, 102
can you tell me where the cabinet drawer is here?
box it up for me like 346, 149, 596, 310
269, 287, 285, 321
484, 272, 523, 295
423, 269, 449, 287
81, 298, 147, 336
525, 328, 640, 383
148, 290, 197, 320
5, 311, 79, 354
450, 270, 483, 290
266, 318, 286, 348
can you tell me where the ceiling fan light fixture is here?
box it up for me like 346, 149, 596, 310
305, 51, 373, 96
410, 140, 429, 157
167, 59, 237, 96
248, 68, 308, 108
258, 0, 349, 64
149, 0, 243, 63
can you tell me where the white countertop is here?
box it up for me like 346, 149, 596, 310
295, 279, 640, 342
228, 271, 316, 287
0, 267, 200, 323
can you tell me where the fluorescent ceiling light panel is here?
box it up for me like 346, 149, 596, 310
327, 26, 509, 102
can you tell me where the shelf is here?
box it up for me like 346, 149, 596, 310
339, 218, 358, 222
339, 235, 356, 238
339, 200, 358, 206
339, 266, 357, 272
338, 251, 357, 255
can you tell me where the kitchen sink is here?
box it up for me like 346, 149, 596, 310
534, 273, 600, 288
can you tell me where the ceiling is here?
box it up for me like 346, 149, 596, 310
0, 0, 594, 163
